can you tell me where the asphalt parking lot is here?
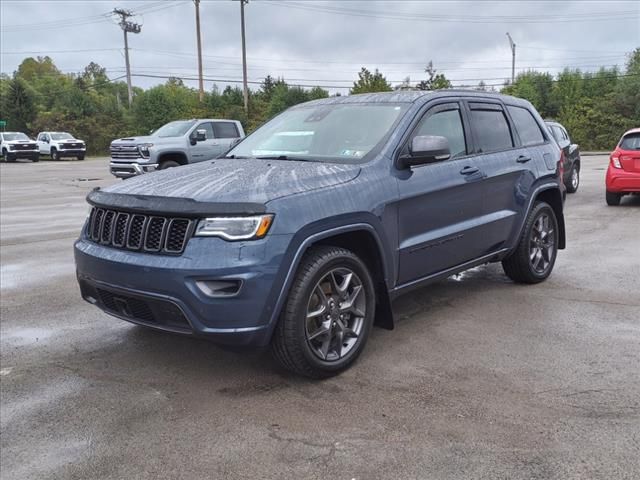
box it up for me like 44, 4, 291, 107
1, 156, 639, 479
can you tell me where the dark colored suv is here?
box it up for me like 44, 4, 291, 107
75, 91, 566, 378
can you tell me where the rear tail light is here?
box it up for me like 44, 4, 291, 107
610, 154, 622, 169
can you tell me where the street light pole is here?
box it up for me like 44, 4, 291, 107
113, 8, 141, 107
506, 32, 516, 84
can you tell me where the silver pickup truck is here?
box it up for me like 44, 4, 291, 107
109, 119, 245, 179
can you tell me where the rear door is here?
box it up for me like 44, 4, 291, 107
212, 121, 242, 156
395, 101, 488, 284
189, 122, 220, 162
618, 132, 640, 173
466, 101, 539, 253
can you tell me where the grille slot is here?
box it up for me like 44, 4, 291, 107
86, 207, 192, 255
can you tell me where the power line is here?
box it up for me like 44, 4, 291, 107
264, 1, 640, 24
113, 8, 142, 107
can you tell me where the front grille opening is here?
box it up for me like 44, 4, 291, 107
86, 207, 192, 255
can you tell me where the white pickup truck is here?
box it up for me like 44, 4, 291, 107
36, 131, 86, 160
1, 132, 40, 162
109, 119, 245, 178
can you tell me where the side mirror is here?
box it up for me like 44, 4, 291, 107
195, 129, 207, 142
399, 135, 451, 168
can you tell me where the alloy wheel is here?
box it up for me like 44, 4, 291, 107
529, 213, 555, 274
571, 168, 579, 190
305, 268, 366, 362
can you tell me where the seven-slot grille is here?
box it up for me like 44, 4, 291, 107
87, 207, 193, 254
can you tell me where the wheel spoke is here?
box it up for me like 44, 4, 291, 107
319, 328, 332, 360
307, 324, 329, 341
307, 304, 326, 319
340, 285, 364, 316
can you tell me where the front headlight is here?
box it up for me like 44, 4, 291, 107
7, 144, 13, 150
138, 143, 153, 157
194, 215, 274, 241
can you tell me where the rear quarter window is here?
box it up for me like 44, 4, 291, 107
507, 106, 545, 146
620, 133, 640, 150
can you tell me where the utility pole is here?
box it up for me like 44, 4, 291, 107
113, 8, 141, 107
506, 32, 516, 84
194, 0, 204, 103
239, 0, 249, 114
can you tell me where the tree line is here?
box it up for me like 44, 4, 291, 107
0, 49, 637, 155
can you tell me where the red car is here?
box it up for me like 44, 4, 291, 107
606, 128, 640, 205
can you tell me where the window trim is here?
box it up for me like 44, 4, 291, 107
467, 101, 517, 154
395, 100, 472, 168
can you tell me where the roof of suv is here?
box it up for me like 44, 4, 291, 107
297, 89, 530, 108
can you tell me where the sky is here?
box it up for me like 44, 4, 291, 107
1, 0, 639, 94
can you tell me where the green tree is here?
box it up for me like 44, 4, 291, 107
417, 61, 452, 90
3, 77, 36, 132
350, 68, 392, 94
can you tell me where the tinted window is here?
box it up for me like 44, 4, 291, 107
213, 122, 239, 139
507, 106, 545, 146
415, 108, 467, 158
620, 133, 640, 150
194, 122, 214, 139
470, 109, 513, 152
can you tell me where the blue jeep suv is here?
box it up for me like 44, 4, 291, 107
75, 90, 566, 378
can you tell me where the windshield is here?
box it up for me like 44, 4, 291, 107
228, 103, 408, 164
620, 133, 640, 150
50, 133, 73, 140
2, 133, 30, 141
153, 120, 197, 138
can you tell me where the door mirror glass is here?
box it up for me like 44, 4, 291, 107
400, 135, 451, 168
192, 129, 207, 143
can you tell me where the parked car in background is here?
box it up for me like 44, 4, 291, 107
546, 121, 581, 193
109, 119, 245, 179
76, 91, 566, 378
606, 127, 640, 205
0, 132, 39, 162
37, 132, 86, 160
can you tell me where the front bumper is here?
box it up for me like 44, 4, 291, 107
7, 150, 39, 159
57, 149, 86, 157
110, 162, 158, 178
606, 166, 640, 193
74, 233, 293, 346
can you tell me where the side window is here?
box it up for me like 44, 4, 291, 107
550, 126, 563, 142
469, 106, 514, 152
195, 122, 214, 139
561, 127, 570, 142
507, 106, 545, 146
413, 108, 467, 159
213, 122, 240, 139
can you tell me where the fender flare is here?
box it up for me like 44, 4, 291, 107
266, 218, 395, 337
512, 183, 566, 252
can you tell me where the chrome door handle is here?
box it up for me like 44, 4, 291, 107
460, 166, 480, 175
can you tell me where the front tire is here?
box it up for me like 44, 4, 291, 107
77, 154, 85, 161
159, 160, 180, 170
606, 191, 621, 206
271, 246, 375, 378
565, 164, 579, 193
502, 201, 559, 284
51, 148, 60, 161
32, 153, 40, 162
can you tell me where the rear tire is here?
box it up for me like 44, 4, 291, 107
606, 191, 621, 206
271, 246, 375, 378
159, 160, 180, 170
565, 164, 579, 193
502, 201, 559, 284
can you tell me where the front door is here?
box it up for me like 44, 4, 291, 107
189, 122, 222, 162
395, 102, 487, 284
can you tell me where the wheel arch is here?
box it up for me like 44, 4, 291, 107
529, 186, 566, 250
269, 220, 395, 335
157, 151, 188, 166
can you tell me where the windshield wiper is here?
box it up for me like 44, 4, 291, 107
255, 155, 311, 162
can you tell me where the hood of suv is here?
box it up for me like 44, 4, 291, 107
105, 158, 361, 204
